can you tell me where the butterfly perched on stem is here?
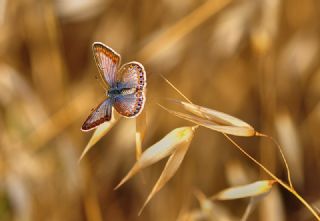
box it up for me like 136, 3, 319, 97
81, 42, 146, 131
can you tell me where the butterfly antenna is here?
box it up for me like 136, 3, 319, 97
95, 75, 108, 91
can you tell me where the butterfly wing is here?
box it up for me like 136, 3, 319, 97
113, 62, 146, 118
117, 62, 146, 90
81, 98, 113, 131
113, 91, 145, 118
92, 42, 121, 87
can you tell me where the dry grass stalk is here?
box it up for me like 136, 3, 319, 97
160, 101, 256, 137
166, 100, 294, 189
79, 111, 120, 161
161, 76, 320, 220
137, 0, 232, 63
161, 75, 293, 188
224, 134, 320, 220
115, 126, 197, 214
210, 180, 275, 221
138, 141, 190, 215
212, 180, 275, 200
135, 109, 147, 160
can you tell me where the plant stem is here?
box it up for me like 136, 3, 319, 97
160, 68, 319, 220
223, 134, 320, 221
256, 132, 294, 189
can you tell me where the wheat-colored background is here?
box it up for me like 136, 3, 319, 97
1, 0, 320, 220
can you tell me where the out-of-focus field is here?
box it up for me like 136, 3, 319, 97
1, 0, 320, 220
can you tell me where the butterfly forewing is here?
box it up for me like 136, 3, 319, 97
118, 62, 146, 90
92, 42, 121, 87
81, 99, 113, 131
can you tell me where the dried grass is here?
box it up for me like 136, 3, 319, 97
1, 0, 320, 220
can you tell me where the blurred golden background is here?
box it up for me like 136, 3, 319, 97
1, 0, 320, 220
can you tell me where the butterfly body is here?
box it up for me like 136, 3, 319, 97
107, 82, 136, 97
81, 43, 146, 131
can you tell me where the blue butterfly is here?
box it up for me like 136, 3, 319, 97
82, 42, 146, 131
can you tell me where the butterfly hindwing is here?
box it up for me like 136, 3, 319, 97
92, 42, 121, 87
81, 98, 113, 131
114, 62, 146, 118
113, 91, 145, 118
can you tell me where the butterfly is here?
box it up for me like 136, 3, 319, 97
81, 42, 146, 131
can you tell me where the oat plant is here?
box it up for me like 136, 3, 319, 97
80, 75, 320, 220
